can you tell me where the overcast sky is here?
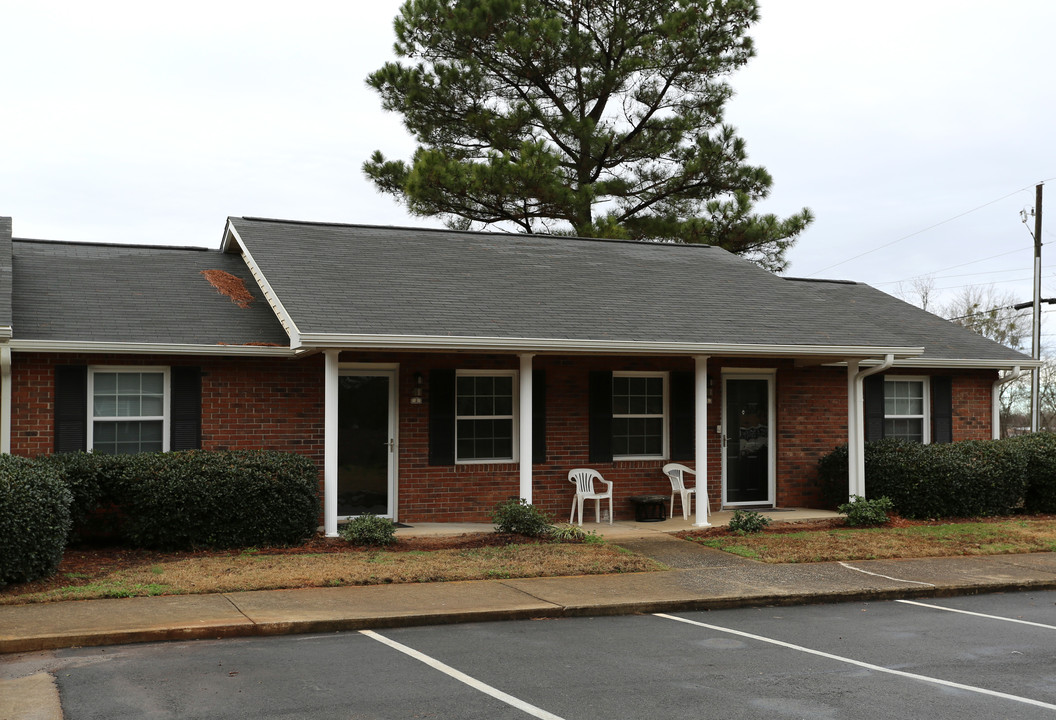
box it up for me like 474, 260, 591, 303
2, 1, 1054, 326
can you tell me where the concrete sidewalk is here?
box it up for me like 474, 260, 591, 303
3, 518, 1056, 655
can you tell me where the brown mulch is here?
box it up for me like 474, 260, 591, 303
1, 532, 535, 600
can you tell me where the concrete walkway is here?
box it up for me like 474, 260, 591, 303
3, 511, 1056, 656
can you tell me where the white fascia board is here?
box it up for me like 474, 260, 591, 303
295, 332, 925, 358
826, 357, 1043, 370
224, 221, 302, 347
9, 340, 295, 357
888, 357, 1043, 370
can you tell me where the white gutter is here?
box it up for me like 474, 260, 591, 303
847, 353, 895, 500
992, 366, 1023, 440
0, 345, 10, 454
8, 340, 295, 357
295, 332, 924, 359
887, 357, 1043, 370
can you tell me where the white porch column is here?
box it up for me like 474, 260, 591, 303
693, 355, 711, 527
323, 350, 340, 537
846, 359, 862, 501
519, 353, 534, 504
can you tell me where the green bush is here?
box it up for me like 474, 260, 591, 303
0, 456, 72, 586
1009, 432, 1056, 513
727, 509, 770, 534
116, 450, 320, 550
838, 495, 894, 527
340, 513, 397, 546
38, 452, 131, 541
491, 498, 552, 538
818, 438, 1029, 520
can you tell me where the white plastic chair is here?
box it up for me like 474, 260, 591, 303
663, 462, 703, 521
567, 468, 613, 525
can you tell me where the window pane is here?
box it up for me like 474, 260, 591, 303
141, 373, 164, 394
117, 374, 141, 393
94, 396, 117, 416
141, 395, 164, 416
116, 396, 141, 417
94, 373, 117, 394
885, 418, 923, 443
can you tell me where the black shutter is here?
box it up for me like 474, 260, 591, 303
863, 374, 886, 442
669, 371, 695, 460
54, 365, 88, 453
588, 370, 613, 463
170, 367, 202, 451
429, 369, 455, 465
532, 369, 546, 463
932, 376, 953, 444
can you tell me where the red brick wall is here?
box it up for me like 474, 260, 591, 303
10, 351, 998, 523
10, 353, 325, 465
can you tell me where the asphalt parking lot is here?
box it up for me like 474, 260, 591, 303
5, 590, 1056, 719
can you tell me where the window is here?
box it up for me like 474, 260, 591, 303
455, 371, 517, 462
612, 372, 667, 458
88, 368, 169, 454
884, 377, 929, 443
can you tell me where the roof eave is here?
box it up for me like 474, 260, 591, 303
8, 340, 294, 357
294, 332, 925, 358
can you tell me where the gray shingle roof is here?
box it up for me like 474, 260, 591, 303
12, 238, 289, 347
228, 217, 1028, 364
0, 218, 12, 329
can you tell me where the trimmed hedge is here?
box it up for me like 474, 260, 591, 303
818, 438, 1030, 519
1008, 432, 1056, 513
0, 456, 72, 586
115, 450, 320, 550
44, 450, 321, 551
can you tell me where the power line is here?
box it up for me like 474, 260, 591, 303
807, 178, 1056, 278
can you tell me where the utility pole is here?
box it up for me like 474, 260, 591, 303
1031, 183, 1044, 432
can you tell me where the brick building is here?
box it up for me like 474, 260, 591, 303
0, 216, 1035, 532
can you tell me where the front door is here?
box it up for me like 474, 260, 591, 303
722, 374, 774, 506
337, 371, 396, 517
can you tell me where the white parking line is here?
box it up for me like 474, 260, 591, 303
654, 613, 1056, 711
360, 630, 567, 720
896, 599, 1056, 630
838, 561, 936, 586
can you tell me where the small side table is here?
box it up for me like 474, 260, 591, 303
628, 494, 668, 522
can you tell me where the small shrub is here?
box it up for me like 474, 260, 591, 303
1011, 433, 1056, 513
838, 495, 894, 527
492, 498, 552, 538
727, 509, 770, 535
0, 456, 72, 586
548, 523, 587, 542
340, 513, 397, 546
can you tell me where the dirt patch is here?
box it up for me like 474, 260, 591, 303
200, 269, 254, 309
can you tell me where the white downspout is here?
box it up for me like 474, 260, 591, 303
518, 353, 534, 504
992, 366, 1022, 440
0, 346, 10, 454
848, 354, 895, 500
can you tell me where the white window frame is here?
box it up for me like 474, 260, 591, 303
87, 366, 171, 453
455, 369, 518, 464
612, 371, 669, 461
883, 376, 930, 444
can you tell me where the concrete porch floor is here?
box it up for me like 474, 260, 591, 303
394, 507, 842, 539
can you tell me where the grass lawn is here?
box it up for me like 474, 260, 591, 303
0, 534, 662, 605
680, 515, 1056, 563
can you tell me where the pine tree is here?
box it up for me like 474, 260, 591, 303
365, 0, 812, 272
